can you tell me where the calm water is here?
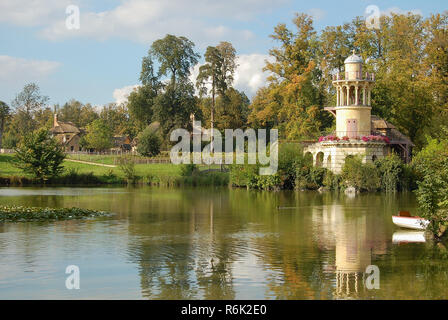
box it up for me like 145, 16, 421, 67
0, 187, 447, 300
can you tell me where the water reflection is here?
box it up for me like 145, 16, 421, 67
392, 231, 426, 244
0, 187, 447, 299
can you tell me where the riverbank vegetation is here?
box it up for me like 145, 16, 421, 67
229, 144, 415, 193
0, 205, 109, 222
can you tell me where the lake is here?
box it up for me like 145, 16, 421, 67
0, 187, 447, 299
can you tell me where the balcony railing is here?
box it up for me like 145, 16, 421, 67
332, 72, 375, 81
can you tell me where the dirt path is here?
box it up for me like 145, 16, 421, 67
64, 159, 117, 168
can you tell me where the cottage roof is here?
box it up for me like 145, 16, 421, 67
371, 115, 396, 129
51, 121, 80, 134
371, 115, 414, 146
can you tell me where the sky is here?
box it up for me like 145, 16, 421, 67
0, 0, 446, 108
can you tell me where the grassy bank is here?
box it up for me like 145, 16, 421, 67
0, 205, 109, 222
0, 154, 229, 187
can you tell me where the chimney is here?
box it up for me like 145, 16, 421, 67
54, 113, 59, 128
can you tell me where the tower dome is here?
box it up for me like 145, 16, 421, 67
344, 50, 363, 64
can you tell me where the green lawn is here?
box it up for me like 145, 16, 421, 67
0, 154, 27, 177
0, 153, 226, 183
0, 153, 182, 178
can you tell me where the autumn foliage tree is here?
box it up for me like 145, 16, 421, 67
248, 14, 329, 140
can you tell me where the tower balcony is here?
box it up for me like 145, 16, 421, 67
332, 72, 375, 83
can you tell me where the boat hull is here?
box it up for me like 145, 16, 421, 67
392, 216, 429, 230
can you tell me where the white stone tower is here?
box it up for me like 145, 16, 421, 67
304, 51, 389, 174
329, 50, 375, 138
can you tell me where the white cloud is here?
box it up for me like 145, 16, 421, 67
381, 7, 423, 17
189, 53, 272, 98
113, 84, 140, 104
0, 0, 71, 27
39, 0, 262, 48
308, 8, 326, 21
0, 55, 61, 82
234, 54, 273, 96
0, 0, 290, 48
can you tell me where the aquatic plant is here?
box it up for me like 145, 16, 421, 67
0, 206, 109, 222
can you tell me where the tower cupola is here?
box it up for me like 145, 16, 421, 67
329, 51, 376, 138
344, 50, 364, 80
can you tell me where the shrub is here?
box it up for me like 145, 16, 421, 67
180, 163, 198, 176
341, 155, 380, 192
14, 128, 65, 180
323, 170, 340, 190
374, 154, 403, 192
278, 143, 305, 189
137, 126, 161, 157
118, 156, 137, 184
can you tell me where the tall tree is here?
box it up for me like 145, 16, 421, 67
249, 13, 327, 139
128, 56, 161, 131
423, 12, 448, 141
197, 42, 237, 148
152, 81, 200, 145
11, 83, 49, 133
149, 34, 200, 86
0, 101, 10, 148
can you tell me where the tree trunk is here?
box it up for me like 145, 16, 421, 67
211, 77, 215, 153
0, 118, 4, 149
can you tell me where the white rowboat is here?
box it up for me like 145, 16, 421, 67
392, 214, 429, 230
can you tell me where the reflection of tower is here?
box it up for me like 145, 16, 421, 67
335, 215, 371, 297
317, 203, 373, 298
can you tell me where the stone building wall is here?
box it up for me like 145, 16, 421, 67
304, 141, 389, 174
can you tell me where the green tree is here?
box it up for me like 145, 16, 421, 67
84, 119, 113, 151
137, 126, 161, 157
127, 85, 157, 130
148, 34, 200, 86
128, 56, 162, 131
14, 128, 65, 180
11, 83, 49, 133
152, 81, 200, 144
248, 14, 328, 140
0, 101, 10, 148
196, 42, 237, 137
214, 88, 250, 130
413, 137, 448, 239
58, 100, 99, 128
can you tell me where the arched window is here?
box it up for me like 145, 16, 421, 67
316, 152, 324, 167
327, 155, 332, 169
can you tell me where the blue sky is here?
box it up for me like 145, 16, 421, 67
0, 0, 446, 108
